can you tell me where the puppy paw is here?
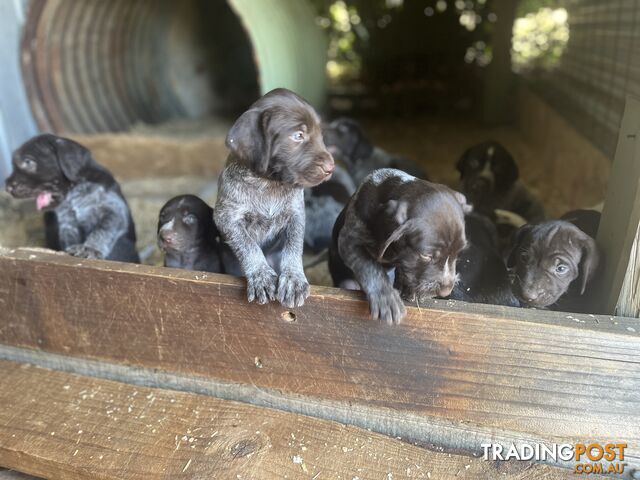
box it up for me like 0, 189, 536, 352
368, 286, 406, 325
246, 266, 278, 305
277, 270, 310, 308
65, 244, 103, 260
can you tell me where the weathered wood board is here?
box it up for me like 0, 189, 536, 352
595, 95, 640, 317
0, 360, 587, 480
0, 248, 639, 472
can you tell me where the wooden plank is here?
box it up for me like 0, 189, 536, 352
0, 247, 639, 471
0, 360, 583, 480
594, 95, 640, 316
617, 223, 640, 317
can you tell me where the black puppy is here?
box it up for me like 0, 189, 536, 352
329, 168, 470, 324
304, 164, 356, 253
507, 220, 600, 311
157, 195, 222, 273
457, 141, 545, 223
323, 117, 428, 185
5, 134, 139, 262
449, 213, 520, 307
215, 88, 334, 308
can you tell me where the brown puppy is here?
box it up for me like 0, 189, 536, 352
5, 134, 139, 263
157, 195, 222, 273
215, 88, 334, 308
329, 168, 470, 324
457, 141, 545, 223
507, 220, 600, 310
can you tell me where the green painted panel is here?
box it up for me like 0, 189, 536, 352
228, 0, 328, 108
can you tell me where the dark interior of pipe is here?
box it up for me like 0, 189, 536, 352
22, 0, 259, 134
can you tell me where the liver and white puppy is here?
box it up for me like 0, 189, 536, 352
158, 195, 222, 273
323, 117, 428, 185
507, 220, 600, 310
449, 213, 520, 307
5, 134, 139, 262
304, 164, 356, 253
329, 168, 470, 324
457, 141, 545, 223
215, 88, 334, 308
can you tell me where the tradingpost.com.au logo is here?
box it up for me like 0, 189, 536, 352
481, 443, 628, 475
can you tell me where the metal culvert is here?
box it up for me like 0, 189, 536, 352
21, 0, 327, 134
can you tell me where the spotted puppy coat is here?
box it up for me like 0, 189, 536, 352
215, 88, 334, 308
329, 168, 470, 324
6, 134, 139, 262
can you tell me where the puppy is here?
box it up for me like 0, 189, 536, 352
507, 220, 600, 310
457, 141, 545, 223
329, 168, 470, 324
215, 88, 334, 308
5, 134, 139, 262
157, 195, 222, 273
449, 213, 520, 307
323, 117, 428, 185
304, 164, 356, 253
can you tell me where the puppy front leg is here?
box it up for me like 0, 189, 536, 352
217, 217, 277, 304
58, 222, 82, 252
69, 210, 126, 259
339, 235, 406, 324
277, 208, 309, 308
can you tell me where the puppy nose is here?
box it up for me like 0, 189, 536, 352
522, 291, 539, 302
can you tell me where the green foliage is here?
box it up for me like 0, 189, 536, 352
517, 0, 561, 17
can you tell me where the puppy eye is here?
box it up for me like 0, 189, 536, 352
183, 214, 197, 225
20, 158, 36, 172
291, 131, 305, 143
555, 264, 569, 275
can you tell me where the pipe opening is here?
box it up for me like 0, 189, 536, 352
21, 0, 260, 134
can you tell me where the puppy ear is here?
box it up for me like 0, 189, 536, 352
376, 199, 410, 260
506, 224, 533, 269
454, 192, 473, 214
226, 109, 272, 174
456, 149, 470, 177
577, 235, 600, 295
54, 137, 93, 182
494, 145, 519, 190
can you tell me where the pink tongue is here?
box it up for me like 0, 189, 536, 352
36, 191, 53, 211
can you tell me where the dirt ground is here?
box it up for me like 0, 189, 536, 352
0, 114, 610, 287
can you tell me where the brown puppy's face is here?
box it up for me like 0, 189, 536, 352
226, 88, 335, 188
157, 195, 216, 254
507, 221, 600, 308
5, 134, 89, 210
322, 117, 373, 163
367, 180, 470, 301
456, 141, 519, 207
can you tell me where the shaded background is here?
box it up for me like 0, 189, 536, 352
0, 0, 633, 270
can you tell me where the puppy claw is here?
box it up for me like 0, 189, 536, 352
277, 271, 310, 308
246, 266, 278, 305
369, 287, 406, 325
65, 244, 103, 260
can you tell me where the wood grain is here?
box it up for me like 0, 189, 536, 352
0, 247, 639, 471
0, 360, 584, 480
594, 95, 640, 317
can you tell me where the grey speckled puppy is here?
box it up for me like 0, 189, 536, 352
215, 88, 335, 308
5, 134, 139, 263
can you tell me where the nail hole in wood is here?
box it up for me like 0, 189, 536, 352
281, 311, 296, 323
